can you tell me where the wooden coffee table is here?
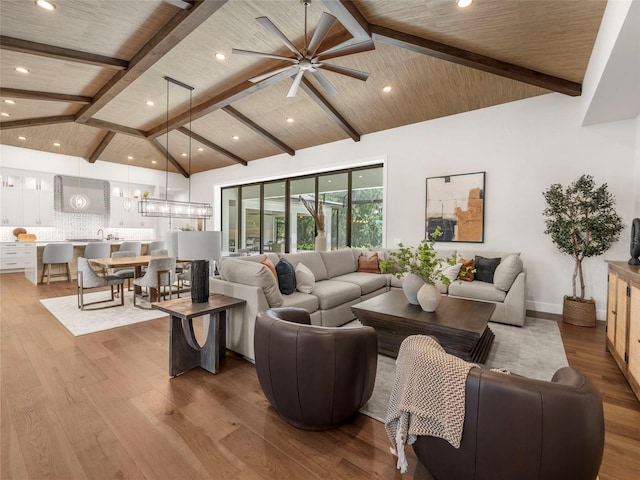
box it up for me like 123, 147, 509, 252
351, 290, 496, 363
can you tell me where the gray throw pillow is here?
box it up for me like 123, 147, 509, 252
493, 254, 524, 291
474, 256, 501, 283
276, 258, 296, 295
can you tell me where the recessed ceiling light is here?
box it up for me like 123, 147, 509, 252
232, 135, 239, 140
53, 142, 61, 147
181, 152, 187, 157
358, 175, 363, 178
127, 155, 133, 160
145, 100, 154, 106
197, 147, 204, 152
457, 0, 473, 7
18, 136, 26, 141
151, 160, 157, 164
286, 117, 294, 123
1, 112, 10, 117
35, 0, 56, 10
382, 85, 392, 93
4, 99, 16, 105
14, 67, 30, 74
215, 52, 226, 60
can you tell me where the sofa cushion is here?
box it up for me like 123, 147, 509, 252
448, 280, 506, 303
311, 280, 361, 310
295, 262, 315, 294
282, 252, 328, 281
494, 254, 524, 292
275, 258, 296, 294
434, 263, 462, 293
458, 258, 475, 281
332, 272, 388, 295
219, 259, 283, 307
357, 252, 380, 274
320, 248, 356, 278
260, 255, 278, 284
280, 291, 319, 313
474, 255, 501, 283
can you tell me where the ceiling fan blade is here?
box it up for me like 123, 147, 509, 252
232, 48, 298, 63
314, 40, 375, 62
306, 13, 338, 58
287, 70, 305, 98
256, 16, 303, 59
310, 70, 337, 96
249, 66, 297, 83
319, 63, 370, 82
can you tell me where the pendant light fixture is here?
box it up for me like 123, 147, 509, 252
122, 166, 134, 212
70, 157, 89, 210
138, 76, 212, 220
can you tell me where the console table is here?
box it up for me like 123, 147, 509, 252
153, 294, 246, 377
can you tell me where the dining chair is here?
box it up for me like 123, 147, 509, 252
150, 249, 169, 256
133, 256, 176, 308
41, 242, 73, 284
77, 257, 124, 310
147, 240, 166, 254
119, 241, 141, 256
111, 250, 136, 291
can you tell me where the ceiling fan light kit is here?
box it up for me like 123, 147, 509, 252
232, 0, 374, 98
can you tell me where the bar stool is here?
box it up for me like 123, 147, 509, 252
41, 243, 74, 284
83, 242, 111, 260
119, 241, 141, 256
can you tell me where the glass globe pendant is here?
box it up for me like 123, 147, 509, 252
70, 192, 89, 210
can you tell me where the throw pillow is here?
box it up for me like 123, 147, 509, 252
295, 262, 315, 294
474, 255, 501, 283
493, 254, 524, 292
358, 252, 380, 274
458, 258, 475, 281
260, 255, 278, 285
275, 258, 296, 295
442, 263, 462, 283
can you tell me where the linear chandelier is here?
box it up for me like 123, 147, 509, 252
139, 75, 212, 220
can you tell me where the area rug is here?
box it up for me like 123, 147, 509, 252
357, 316, 568, 423
40, 292, 167, 336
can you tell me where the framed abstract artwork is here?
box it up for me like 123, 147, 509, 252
425, 171, 485, 242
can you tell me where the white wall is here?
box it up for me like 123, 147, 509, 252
192, 93, 636, 320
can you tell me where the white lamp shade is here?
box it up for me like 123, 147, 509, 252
175, 231, 221, 261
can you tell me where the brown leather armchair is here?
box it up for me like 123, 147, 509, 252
413, 366, 605, 480
254, 308, 378, 430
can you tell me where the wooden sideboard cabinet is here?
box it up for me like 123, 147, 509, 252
606, 261, 640, 401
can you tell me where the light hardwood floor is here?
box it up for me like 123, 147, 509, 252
1, 273, 639, 479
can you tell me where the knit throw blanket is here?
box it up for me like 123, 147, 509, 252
385, 335, 478, 473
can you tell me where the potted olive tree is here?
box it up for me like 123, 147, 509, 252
542, 175, 623, 326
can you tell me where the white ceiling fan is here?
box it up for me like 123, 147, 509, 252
232, 0, 374, 98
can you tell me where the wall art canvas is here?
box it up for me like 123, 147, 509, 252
425, 172, 485, 242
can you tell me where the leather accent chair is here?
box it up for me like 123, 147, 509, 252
413, 366, 605, 480
255, 308, 378, 430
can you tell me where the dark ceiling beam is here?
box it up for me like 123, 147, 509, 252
151, 139, 190, 177
0, 115, 75, 130
321, 0, 370, 39
300, 77, 360, 142
0, 88, 91, 104
222, 106, 295, 156
82, 118, 146, 138
163, 0, 194, 9
75, 0, 228, 123
177, 127, 248, 166
0, 36, 128, 69
146, 66, 295, 138
370, 24, 582, 97
87, 131, 116, 163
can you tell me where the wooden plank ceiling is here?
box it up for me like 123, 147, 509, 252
0, 0, 607, 176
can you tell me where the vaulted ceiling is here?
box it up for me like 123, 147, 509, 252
0, 0, 607, 176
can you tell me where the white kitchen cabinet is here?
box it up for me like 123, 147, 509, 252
0, 172, 24, 226
0, 242, 37, 284
22, 174, 54, 226
110, 183, 152, 228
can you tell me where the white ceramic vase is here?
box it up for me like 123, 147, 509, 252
402, 273, 424, 305
417, 282, 442, 312
315, 231, 327, 252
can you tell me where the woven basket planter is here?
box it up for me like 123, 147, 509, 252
562, 296, 596, 327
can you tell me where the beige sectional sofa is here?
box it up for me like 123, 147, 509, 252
211, 247, 525, 362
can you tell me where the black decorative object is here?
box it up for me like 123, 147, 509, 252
191, 260, 209, 303
630, 218, 640, 265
